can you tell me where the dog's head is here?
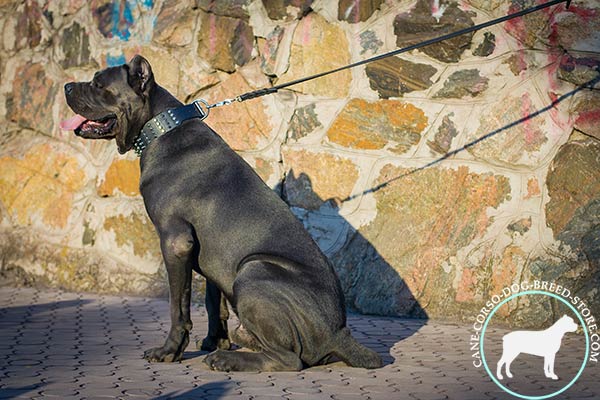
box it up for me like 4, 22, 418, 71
62, 55, 155, 154
558, 315, 578, 333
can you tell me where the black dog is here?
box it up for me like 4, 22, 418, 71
62, 55, 382, 371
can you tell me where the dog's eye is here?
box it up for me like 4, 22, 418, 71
93, 80, 104, 89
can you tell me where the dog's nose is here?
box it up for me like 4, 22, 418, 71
64, 83, 74, 95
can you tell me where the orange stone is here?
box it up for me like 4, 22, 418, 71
253, 158, 275, 183
278, 13, 351, 98
8, 63, 58, 130
154, 0, 197, 47
138, 48, 181, 95
103, 213, 161, 258
0, 144, 86, 228
98, 159, 141, 197
468, 93, 548, 167
358, 165, 511, 310
197, 11, 253, 73
491, 246, 525, 299
282, 149, 359, 209
546, 139, 600, 235
455, 268, 477, 303
202, 67, 273, 151
327, 98, 427, 153
525, 177, 541, 199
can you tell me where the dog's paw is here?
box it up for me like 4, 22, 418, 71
230, 324, 260, 351
143, 346, 182, 363
204, 349, 240, 372
217, 337, 232, 350
197, 337, 216, 352
197, 336, 231, 352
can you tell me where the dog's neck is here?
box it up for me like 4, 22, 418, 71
133, 85, 206, 157
148, 85, 183, 115
547, 319, 571, 334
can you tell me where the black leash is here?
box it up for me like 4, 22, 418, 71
193, 0, 571, 117
340, 72, 600, 202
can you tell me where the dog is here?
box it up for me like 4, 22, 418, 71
496, 314, 578, 380
61, 55, 382, 372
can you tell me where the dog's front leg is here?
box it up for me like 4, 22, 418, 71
144, 233, 196, 362
545, 353, 559, 380
197, 280, 231, 351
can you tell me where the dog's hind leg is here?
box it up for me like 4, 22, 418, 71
230, 323, 260, 351
497, 348, 518, 379
330, 327, 382, 369
205, 271, 304, 372
144, 229, 197, 362
496, 357, 505, 380
504, 352, 517, 379
198, 281, 230, 351
204, 306, 303, 372
204, 348, 303, 372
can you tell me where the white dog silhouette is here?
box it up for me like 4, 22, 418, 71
496, 315, 578, 380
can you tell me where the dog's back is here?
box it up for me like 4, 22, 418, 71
497, 315, 577, 380
501, 315, 577, 357
140, 121, 335, 289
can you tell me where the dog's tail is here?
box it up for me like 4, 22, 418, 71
330, 327, 383, 369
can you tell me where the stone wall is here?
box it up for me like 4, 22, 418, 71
0, 0, 598, 324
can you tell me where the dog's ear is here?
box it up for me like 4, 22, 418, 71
127, 55, 154, 95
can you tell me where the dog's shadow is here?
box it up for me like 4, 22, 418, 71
276, 171, 428, 366
188, 170, 427, 367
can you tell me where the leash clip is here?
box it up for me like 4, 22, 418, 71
191, 97, 241, 121
192, 98, 210, 121
208, 97, 240, 109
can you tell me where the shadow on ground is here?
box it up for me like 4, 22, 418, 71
0, 299, 92, 399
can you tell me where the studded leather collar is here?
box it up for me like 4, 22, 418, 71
133, 102, 208, 157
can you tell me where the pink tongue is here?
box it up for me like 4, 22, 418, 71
60, 114, 87, 131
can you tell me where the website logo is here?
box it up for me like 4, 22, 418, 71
496, 314, 577, 381
470, 281, 598, 399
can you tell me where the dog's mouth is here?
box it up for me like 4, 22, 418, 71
61, 114, 117, 138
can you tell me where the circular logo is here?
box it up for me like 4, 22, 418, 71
479, 290, 590, 400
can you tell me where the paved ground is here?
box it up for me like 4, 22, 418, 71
0, 286, 597, 399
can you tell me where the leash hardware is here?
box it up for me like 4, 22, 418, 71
191, 0, 570, 109
192, 98, 211, 121
207, 97, 240, 109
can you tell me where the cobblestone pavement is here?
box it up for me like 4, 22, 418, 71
0, 287, 597, 399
